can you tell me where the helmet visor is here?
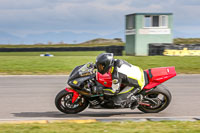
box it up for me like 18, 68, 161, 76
97, 64, 104, 72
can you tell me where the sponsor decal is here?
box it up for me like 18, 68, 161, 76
167, 68, 170, 73
73, 80, 78, 85
163, 48, 200, 56
139, 28, 171, 34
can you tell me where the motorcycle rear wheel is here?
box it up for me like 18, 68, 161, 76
138, 85, 172, 113
55, 89, 88, 114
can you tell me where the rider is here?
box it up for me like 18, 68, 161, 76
95, 53, 148, 108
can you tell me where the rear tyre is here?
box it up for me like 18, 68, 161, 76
55, 89, 88, 114
138, 85, 172, 113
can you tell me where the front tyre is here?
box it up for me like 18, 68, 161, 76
138, 85, 172, 113
55, 89, 88, 114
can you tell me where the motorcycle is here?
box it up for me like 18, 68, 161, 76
55, 62, 176, 114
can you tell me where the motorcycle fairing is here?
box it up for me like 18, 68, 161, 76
97, 66, 176, 90
143, 67, 176, 89
66, 66, 176, 104
65, 88, 80, 103
68, 76, 92, 90
96, 72, 112, 87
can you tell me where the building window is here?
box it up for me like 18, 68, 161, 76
144, 15, 168, 28
152, 16, 159, 27
127, 15, 134, 29
144, 16, 151, 27
160, 15, 168, 27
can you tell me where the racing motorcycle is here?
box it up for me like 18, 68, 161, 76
55, 62, 176, 114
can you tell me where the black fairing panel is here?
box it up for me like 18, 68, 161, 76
68, 65, 84, 81
68, 76, 92, 90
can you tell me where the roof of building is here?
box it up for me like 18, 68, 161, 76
126, 13, 173, 16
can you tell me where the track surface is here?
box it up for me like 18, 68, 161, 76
0, 75, 200, 120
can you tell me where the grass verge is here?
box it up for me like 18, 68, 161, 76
0, 121, 200, 133
0, 52, 200, 74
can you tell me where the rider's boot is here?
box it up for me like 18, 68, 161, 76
112, 87, 141, 108
129, 88, 141, 109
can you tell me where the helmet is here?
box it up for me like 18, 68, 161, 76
96, 53, 114, 74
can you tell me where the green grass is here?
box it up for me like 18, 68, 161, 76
0, 52, 200, 74
0, 121, 200, 133
0, 56, 96, 75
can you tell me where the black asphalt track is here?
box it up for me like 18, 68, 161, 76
0, 75, 199, 120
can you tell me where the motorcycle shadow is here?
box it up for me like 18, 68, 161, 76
12, 110, 144, 118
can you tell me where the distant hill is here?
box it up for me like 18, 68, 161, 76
1, 29, 200, 45
174, 38, 200, 44
81, 38, 123, 44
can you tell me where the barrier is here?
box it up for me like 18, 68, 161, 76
0, 46, 124, 56
3, 44, 200, 56
0, 46, 106, 52
105, 46, 124, 56
149, 43, 200, 56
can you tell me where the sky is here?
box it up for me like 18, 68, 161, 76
0, 0, 200, 44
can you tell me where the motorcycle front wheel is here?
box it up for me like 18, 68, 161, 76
55, 89, 89, 114
138, 85, 172, 113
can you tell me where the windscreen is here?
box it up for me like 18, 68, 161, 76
78, 63, 94, 76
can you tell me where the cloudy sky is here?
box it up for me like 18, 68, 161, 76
0, 0, 200, 43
